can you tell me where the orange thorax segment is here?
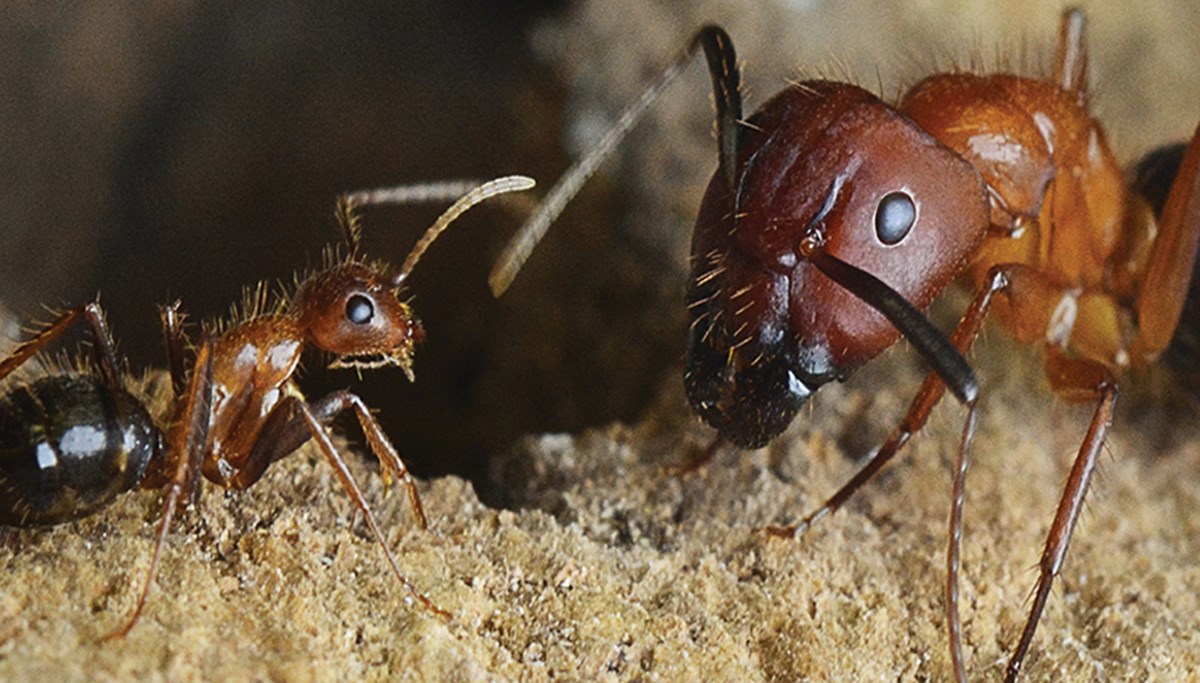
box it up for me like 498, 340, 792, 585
204, 316, 305, 479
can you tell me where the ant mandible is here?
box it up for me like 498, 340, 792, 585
489, 9, 1200, 682
0, 175, 534, 638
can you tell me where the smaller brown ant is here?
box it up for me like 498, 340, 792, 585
489, 9, 1200, 682
0, 175, 534, 638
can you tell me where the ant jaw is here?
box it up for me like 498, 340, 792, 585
328, 351, 417, 382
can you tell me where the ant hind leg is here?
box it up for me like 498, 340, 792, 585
0, 302, 121, 388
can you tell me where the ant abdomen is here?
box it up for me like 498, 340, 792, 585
1129, 143, 1188, 217
0, 375, 160, 526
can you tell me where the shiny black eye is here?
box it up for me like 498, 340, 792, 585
345, 294, 375, 325
875, 191, 916, 245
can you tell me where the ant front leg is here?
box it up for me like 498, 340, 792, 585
762, 260, 1019, 540
219, 391, 445, 619
766, 263, 1033, 682
0, 302, 121, 389
222, 390, 428, 529
294, 395, 447, 619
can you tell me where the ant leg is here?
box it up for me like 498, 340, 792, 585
205, 399, 303, 491
769, 257, 1087, 537
765, 265, 1019, 682
1129, 121, 1200, 360
663, 434, 729, 476
489, 25, 741, 296
288, 396, 448, 620
103, 340, 214, 640
763, 251, 993, 536
1054, 8, 1087, 95
158, 301, 189, 397
0, 302, 121, 388
758, 264, 1012, 535
182, 389, 445, 619
1005, 352, 1116, 682
218, 390, 428, 530
761, 264, 1019, 536
314, 392, 428, 528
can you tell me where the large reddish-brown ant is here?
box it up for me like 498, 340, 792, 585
0, 175, 534, 638
489, 9, 1200, 681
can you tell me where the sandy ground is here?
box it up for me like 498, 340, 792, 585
2, 344, 1199, 681
3, 1, 1200, 681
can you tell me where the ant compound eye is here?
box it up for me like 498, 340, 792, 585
874, 191, 916, 245
345, 294, 375, 325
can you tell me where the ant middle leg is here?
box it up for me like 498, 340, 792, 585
1004, 351, 1116, 682
104, 339, 215, 640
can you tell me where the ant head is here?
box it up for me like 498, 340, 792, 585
294, 260, 425, 380
685, 81, 989, 446
294, 176, 535, 381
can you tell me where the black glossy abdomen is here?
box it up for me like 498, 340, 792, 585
0, 376, 159, 526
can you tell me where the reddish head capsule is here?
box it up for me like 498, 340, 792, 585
685, 82, 989, 447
